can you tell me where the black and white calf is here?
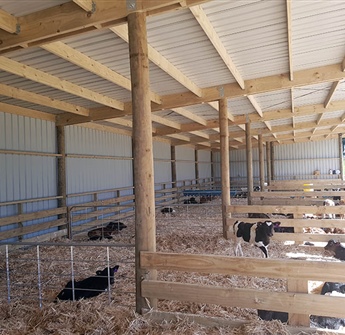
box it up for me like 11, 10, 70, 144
55, 265, 119, 301
161, 207, 176, 215
233, 220, 278, 258
323, 199, 336, 219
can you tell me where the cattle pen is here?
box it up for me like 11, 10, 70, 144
2, 190, 345, 334
2, 0, 345, 333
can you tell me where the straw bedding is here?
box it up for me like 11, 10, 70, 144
0, 198, 339, 334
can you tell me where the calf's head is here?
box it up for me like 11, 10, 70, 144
325, 239, 341, 253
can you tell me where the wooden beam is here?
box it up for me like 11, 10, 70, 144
0, 0, 212, 53
0, 56, 124, 110
41, 41, 161, 104
0, 8, 19, 34
189, 5, 245, 89
0, 82, 89, 116
0, 101, 56, 122
324, 80, 341, 108
286, 0, 293, 81
247, 95, 263, 117
171, 108, 207, 126
156, 63, 345, 111
73, 0, 95, 13
110, 24, 203, 97
151, 114, 181, 129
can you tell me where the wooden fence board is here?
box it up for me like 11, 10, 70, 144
142, 280, 345, 318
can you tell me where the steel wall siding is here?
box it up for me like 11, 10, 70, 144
198, 150, 211, 179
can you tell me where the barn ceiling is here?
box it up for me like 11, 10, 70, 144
0, 0, 345, 150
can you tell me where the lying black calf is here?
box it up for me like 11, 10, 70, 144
56, 265, 119, 301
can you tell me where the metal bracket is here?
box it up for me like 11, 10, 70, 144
15, 24, 21, 35
218, 86, 224, 98
127, 0, 136, 11
91, 1, 96, 14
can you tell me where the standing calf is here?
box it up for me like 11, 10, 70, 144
323, 199, 336, 219
56, 265, 119, 301
233, 220, 278, 258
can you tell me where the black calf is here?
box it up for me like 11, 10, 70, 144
56, 265, 119, 301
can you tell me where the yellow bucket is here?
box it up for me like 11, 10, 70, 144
303, 183, 314, 192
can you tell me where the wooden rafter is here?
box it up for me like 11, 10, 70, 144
0, 82, 89, 116
73, 0, 95, 13
286, 0, 293, 81
41, 41, 161, 105
110, 24, 203, 97
324, 81, 341, 108
0, 0, 212, 54
0, 56, 124, 110
189, 5, 245, 89
0, 8, 18, 34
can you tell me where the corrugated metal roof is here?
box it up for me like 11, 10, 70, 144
0, 0, 344, 150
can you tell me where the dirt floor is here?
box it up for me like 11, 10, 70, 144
0, 197, 342, 334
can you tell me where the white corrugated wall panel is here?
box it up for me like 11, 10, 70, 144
153, 141, 172, 185
0, 112, 57, 231
274, 139, 340, 179
65, 126, 133, 197
176, 146, 195, 181
198, 150, 211, 179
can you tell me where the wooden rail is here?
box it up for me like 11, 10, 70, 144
0, 179, 215, 243
140, 252, 345, 326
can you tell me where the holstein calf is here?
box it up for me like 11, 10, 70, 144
184, 197, 198, 204
310, 281, 345, 330
56, 265, 119, 301
324, 239, 345, 261
233, 220, 278, 258
88, 221, 127, 241
161, 207, 176, 215
323, 199, 336, 219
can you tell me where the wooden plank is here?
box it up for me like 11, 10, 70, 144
144, 310, 329, 335
0, 218, 66, 240
251, 199, 323, 206
0, 207, 66, 227
287, 279, 310, 326
0, 56, 124, 110
142, 280, 345, 318
252, 191, 345, 197
71, 205, 134, 222
0, 8, 18, 34
140, 252, 345, 282
73, 0, 94, 12
228, 204, 345, 216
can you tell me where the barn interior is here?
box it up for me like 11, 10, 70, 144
1, 0, 345, 334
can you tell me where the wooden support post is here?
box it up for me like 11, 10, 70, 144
171, 146, 176, 188
210, 151, 215, 185
194, 150, 199, 184
270, 142, 275, 181
245, 121, 253, 205
266, 141, 272, 186
128, 11, 157, 314
219, 99, 231, 239
56, 125, 67, 231
258, 134, 265, 191
339, 133, 344, 181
